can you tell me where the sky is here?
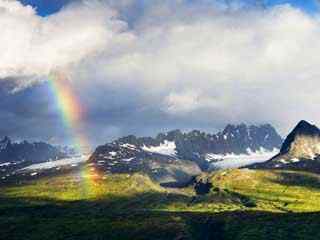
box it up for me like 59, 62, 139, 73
1, 0, 320, 147
18, 0, 320, 15
19, 0, 72, 16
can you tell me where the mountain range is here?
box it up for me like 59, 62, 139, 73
89, 123, 283, 186
3, 120, 320, 187
0, 136, 67, 164
0, 137, 70, 182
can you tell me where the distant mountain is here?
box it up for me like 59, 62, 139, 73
0, 136, 75, 183
0, 136, 67, 165
249, 120, 320, 173
89, 123, 282, 186
0, 136, 11, 151
114, 124, 281, 156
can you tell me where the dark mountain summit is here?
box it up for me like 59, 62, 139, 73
115, 124, 282, 157
249, 120, 320, 173
280, 120, 320, 155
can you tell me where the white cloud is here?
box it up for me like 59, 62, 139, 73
0, 0, 127, 88
81, 3, 320, 133
164, 90, 223, 115
2, 0, 320, 136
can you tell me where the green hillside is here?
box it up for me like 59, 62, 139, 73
1, 168, 320, 239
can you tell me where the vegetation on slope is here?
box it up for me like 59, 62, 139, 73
1, 168, 320, 239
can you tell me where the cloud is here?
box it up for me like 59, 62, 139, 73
2, 0, 320, 143
78, 2, 320, 134
0, 0, 127, 88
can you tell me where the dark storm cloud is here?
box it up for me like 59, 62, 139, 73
0, 83, 66, 142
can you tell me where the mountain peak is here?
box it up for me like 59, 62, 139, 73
297, 120, 311, 126
292, 120, 319, 135
280, 120, 320, 154
248, 120, 320, 173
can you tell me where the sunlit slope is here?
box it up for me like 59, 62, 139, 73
2, 168, 320, 213
2, 169, 320, 240
210, 169, 320, 212
1, 172, 163, 202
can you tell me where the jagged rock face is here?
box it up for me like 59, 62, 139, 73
0, 137, 67, 164
285, 135, 320, 159
248, 120, 320, 173
89, 123, 282, 180
116, 124, 282, 157
220, 124, 282, 153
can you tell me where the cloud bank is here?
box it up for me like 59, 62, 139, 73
1, 0, 320, 144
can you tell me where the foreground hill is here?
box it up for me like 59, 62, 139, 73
1, 168, 320, 239
250, 120, 320, 173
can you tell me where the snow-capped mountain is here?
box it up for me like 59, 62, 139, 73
0, 137, 72, 182
89, 123, 283, 175
249, 120, 320, 173
0, 136, 67, 164
89, 142, 201, 187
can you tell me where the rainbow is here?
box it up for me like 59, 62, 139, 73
48, 71, 102, 199
48, 71, 89, 152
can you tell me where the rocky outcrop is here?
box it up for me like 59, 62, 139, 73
249, 120, 320, 173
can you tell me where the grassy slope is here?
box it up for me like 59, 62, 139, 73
1, 168, 320, 239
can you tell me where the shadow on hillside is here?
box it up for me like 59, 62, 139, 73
1, 191, 320, 240
270, 171, 320, 190
0, 189, 242, 216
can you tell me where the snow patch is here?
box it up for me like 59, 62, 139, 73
21, 155, 88, 171
208, 148, 279, 169
0, 162, 11, 167
279, 159, 288, 164
109, 151, 117, 156
142, 141, 177, 156
120, 144, 137, 150
122, 158, 134, 162
291, 158, 300, 163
